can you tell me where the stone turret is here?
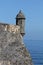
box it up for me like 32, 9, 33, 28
16, 10, 25, 36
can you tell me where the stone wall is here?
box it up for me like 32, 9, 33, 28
0, 61, 10, 65
0, 31, 33, 65
0, 23, 33, 65
7, 25, 20, 33
0, 23, 20, 33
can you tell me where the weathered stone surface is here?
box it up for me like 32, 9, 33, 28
0, 31, 33, 65
0, 23, 20, 33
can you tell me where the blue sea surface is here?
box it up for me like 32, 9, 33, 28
24, 40, 43, 65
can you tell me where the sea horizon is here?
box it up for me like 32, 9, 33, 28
24, 40, 43, 65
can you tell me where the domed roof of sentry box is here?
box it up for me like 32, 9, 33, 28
16, 10, 25, 19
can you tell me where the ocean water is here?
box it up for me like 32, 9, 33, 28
24, 40, 43, 65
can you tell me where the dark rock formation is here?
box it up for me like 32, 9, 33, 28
0, 31, 33, 65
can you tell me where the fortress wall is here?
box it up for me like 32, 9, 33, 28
0, 61, 10, 65
6, 25, 20, 33
0, 23, 20, 33
0, 23, 33, 65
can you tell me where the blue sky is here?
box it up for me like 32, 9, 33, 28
0, 0, 43, 40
